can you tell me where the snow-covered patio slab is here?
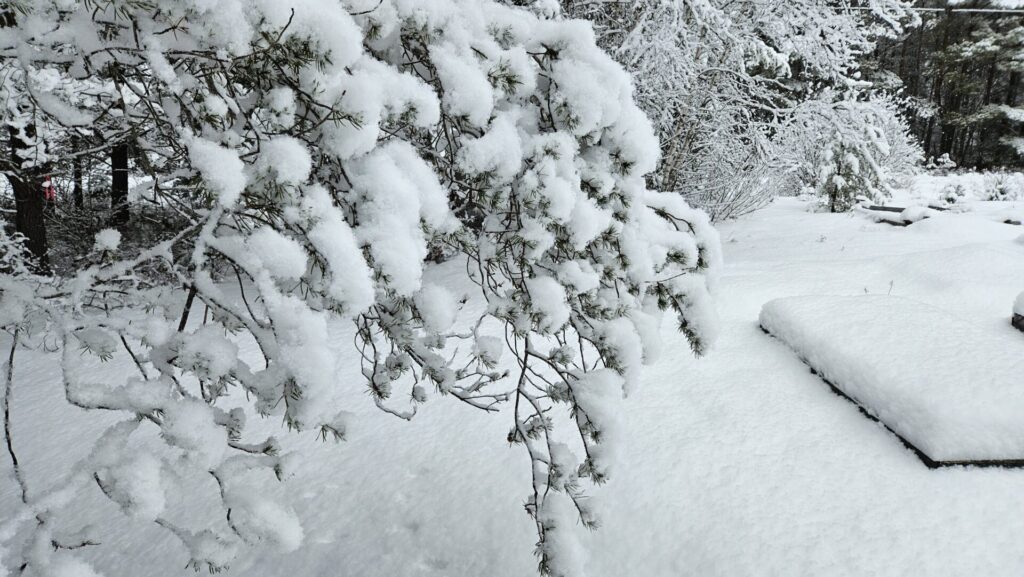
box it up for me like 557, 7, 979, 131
760, 295, 1024, 468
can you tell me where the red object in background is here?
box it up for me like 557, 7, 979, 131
42, 177, 56, 202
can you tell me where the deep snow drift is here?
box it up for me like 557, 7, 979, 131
2, 177, 1024, 576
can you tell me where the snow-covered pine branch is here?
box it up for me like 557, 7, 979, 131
0, 1, 718, 575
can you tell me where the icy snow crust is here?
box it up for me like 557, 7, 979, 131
760, 295, 1024, 463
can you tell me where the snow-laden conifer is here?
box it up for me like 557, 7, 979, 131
0, 1, 719, 574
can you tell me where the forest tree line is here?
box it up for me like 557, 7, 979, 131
872, 1, 1024, 168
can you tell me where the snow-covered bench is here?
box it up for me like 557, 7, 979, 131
760, 295, 1024, 468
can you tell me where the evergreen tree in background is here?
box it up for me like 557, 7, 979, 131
872, 1, 1024, 168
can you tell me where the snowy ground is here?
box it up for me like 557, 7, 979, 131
4, 176, 1024, 576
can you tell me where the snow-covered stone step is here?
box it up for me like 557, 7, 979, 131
760, 295, 1024, 467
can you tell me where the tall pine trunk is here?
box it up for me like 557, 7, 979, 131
6, 126, 48, 269
73, 154, 83, 208
110, 74, 130, 228
110, 143, 129, 227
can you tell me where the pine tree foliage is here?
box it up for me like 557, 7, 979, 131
0, 1, 719, 575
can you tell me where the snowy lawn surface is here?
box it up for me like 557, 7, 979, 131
760, 295, 1024, 464
4, 186, 1024, 576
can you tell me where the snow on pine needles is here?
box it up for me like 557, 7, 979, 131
0, 1, 718, 576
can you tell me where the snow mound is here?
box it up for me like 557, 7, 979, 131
93, 228, 122, 252
760, 295, 1024, 464
898, 205, 935, 223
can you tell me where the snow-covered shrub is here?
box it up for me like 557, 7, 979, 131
0, 1, 719, 575
923, 171, 1024, 204
775, 93, 920, 212
0, 229, 33, 277
982, 172, 1024, 201
921, 171, 983, 200
0, 229, 47, 336
940, 182, 968, 205
564, 0, 917, 220
925, 152, 958, 174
